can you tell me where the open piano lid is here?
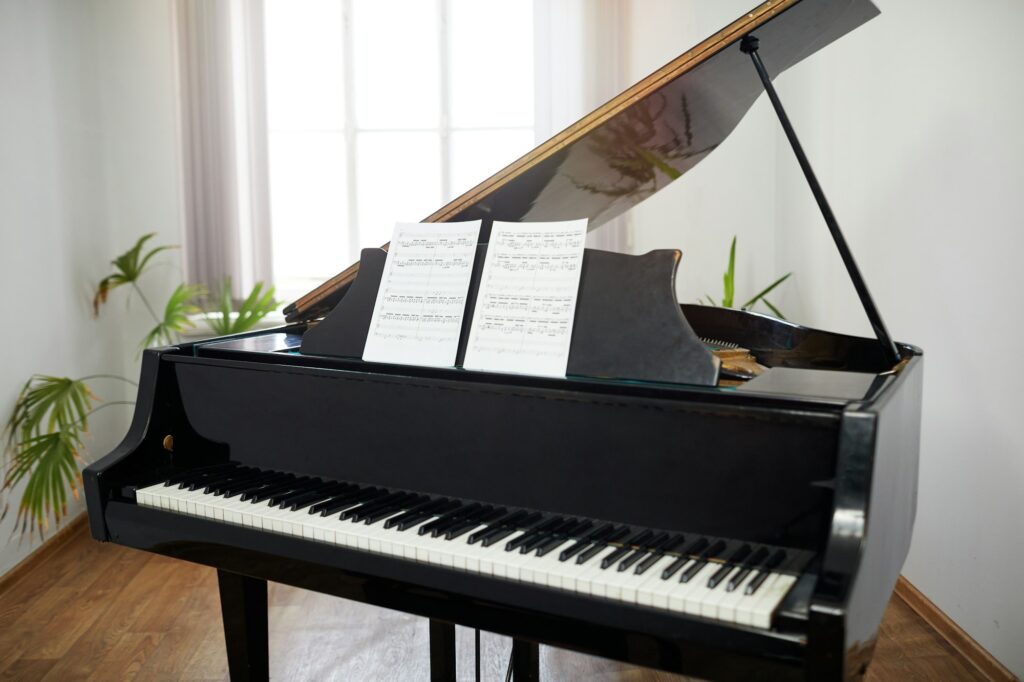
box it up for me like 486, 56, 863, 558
285, 0, 881, 327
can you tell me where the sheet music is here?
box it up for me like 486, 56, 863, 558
463, 219, 588, 377
362, 220, 482, 368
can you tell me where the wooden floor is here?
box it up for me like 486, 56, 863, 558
0, 524, 988, 681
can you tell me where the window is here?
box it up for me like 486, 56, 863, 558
263, 0, 535, 301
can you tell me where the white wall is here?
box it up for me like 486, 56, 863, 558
621, 0, 1024, 675
0, 0, 181, 576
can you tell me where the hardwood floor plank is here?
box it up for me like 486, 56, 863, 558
0, 524, 1005, 681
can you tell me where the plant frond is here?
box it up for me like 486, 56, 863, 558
4, 431, 82, 534
740, 272, 792, 310
140, 283, 205, 349
204, 279, 279, 336
722, 236, 736, 309
93, 233, 177, 316
761, 298, 786, 320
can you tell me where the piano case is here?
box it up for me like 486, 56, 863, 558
84, 1, 922, 680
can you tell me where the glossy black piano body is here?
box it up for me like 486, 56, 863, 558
84, 0, 923, 678
84, 306, 921, 680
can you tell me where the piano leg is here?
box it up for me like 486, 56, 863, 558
512, 639, 540, 681
217, 570, 269, 682
429, 619, 456, 681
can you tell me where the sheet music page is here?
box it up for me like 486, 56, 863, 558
463, 219, 588, 377
362, 220, 482, 368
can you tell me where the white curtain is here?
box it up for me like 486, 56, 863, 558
174, 0, 272, 298
534, 0, 631, 252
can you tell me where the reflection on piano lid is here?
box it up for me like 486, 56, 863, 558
85, 2, 924, 680
283, 0, 880, 325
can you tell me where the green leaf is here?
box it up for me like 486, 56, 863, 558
93, 233, 177, 316
2, 376, 96, 536
722, 236, 736, 308
2, 431, 82, 535
203, 278, 279, 336
140, 283, 205, 349
740, 272, 792, 310
761, 298, 786, 320
3, 376, 96, 450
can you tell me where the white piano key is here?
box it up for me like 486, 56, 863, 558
138, 476, 803, 632
750, 574, 797, 629
734, 574, 780, 626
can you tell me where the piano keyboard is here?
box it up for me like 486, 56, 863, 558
134, 464, 806, 630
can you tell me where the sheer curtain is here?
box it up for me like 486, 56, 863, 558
174, 0, 630, 297
175, 0, 272, 298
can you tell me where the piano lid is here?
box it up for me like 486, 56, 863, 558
284, 0, 880, 323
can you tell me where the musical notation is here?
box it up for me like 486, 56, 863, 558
362, 221, 482, 368
463, 219, 588, 377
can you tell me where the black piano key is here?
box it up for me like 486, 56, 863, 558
396, 501, 461, 532
287, 483, 353, 511
706, 544, 752, 588
503, 514, 548, 551
661, 537, 707, 579
223, 473, 283, 499
680, 540, 727, 583
559, 523, 616, 562
248, 476, 310, 503
577, 527, 629, 565
725, 547, 769, 592
166, 463, 236, 487
430, 503, 487, 537
744, 549, 788, 595
251, 477, 306, 504
385, 498, 451, 529
601, 530, 652, 569
480, 511, 542, 547
469, 510, 527, 544
445, 508, 505, 540
363, 494, 423, 524
264, 478, 321, 506
519, 518, 572, 554
745, 570, 771, 595
617, 532, 668, 571
534, 535, 567, 557
240, 474, 299, 501
564, 519, 594, 539
635, 534, 686, 575
344, 492, 407, 521
206, 469, 266, 494
532, 520, 588, 557
307, 486, 364, 515
480, 526, 517, 547
680, 559, 707, 583
339, 490, 401, 520
419, 503, 474, 536
181, 464, 244, 490
576, 540, 611, 566
283, 481, 349, 507
211, 469, 277, 494
319, 488, 385, 517
509, 516, 563, 552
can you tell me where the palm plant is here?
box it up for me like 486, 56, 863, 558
701, 236, 792, 319
203, 277, 278, 336
3, 233, 279, 540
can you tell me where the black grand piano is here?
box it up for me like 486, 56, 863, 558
84, 0, 922, 679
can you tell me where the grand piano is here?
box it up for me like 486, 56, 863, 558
84, 0, 922, 679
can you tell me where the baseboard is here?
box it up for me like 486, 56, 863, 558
0, 513, 87, 597
894, 576, 1017, 681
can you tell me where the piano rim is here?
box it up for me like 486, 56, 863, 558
185, 323, 922, 412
